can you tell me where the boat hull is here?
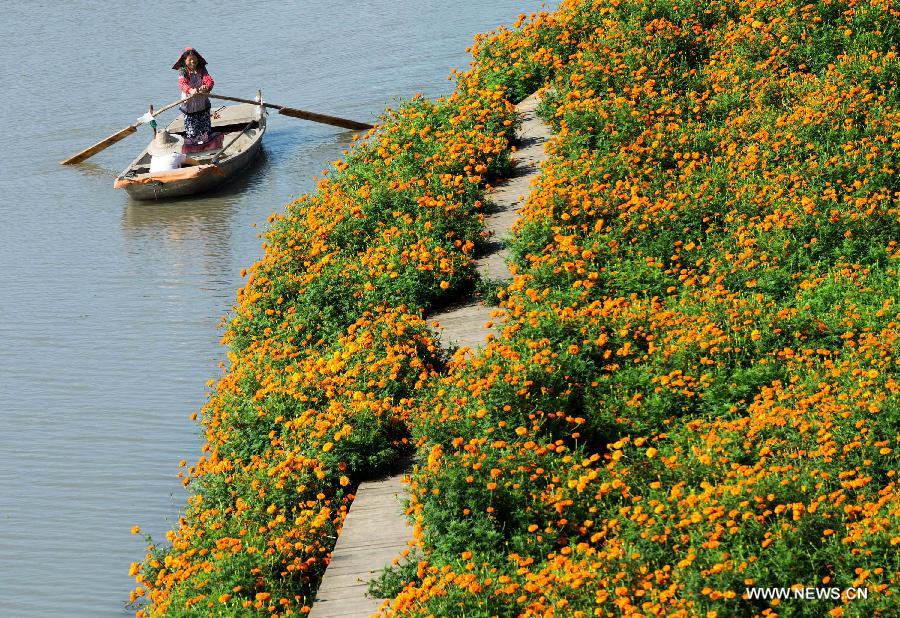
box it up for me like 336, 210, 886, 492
115, 102, 266, 200
120, 139, 262, 199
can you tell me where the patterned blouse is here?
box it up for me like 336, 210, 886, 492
178, 71, 215, 113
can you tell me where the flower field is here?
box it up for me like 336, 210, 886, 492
133, 0, 897, 615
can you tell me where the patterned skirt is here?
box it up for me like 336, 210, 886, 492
183, 108, 212, 143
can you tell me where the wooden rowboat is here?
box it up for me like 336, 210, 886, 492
114, 100, 266, 200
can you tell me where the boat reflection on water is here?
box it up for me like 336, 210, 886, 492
119, 150, 270, 291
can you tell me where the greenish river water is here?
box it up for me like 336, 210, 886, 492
0, 2, 554, 614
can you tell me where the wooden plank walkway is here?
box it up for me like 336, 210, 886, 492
309, 92, 551, 617
430, 93, 551, 350
309, 475, 410, 617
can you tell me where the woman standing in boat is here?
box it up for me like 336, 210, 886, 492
172, 47, 214, 146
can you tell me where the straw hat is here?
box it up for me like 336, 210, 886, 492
172, 47, 208, 70
147, 130, 185, 156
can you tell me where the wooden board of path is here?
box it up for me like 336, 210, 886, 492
308, 474, 412, 617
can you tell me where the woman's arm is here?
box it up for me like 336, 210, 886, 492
178, 75, 193, 94
199, 73, 214, 93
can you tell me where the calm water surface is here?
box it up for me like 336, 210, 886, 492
0, 1, 555, 615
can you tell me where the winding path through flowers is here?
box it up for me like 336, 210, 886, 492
429, 93, 551, 350
309, 92, 551, 617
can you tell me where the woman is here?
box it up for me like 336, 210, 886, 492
172, 47, 215, 146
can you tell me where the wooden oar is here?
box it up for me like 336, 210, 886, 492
61, 96, 197, 165
208, 94, 373, 131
